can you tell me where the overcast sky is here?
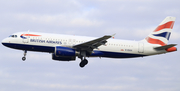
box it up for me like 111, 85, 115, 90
0, 0, 180, 91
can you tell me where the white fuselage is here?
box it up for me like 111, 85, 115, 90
2, 32, 167, 58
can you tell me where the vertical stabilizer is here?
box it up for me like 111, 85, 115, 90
145, 17, 176, 46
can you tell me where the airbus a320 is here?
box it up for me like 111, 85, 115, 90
2, 17, 177, 68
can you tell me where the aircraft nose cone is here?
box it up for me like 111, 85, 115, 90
2, 39, 5, 46
2, 38, 8, 46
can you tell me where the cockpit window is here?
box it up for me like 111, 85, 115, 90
9, 35, 17, 38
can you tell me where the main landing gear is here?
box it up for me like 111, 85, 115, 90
22, 50, 27, 61
79, 58, 88, 68
79, 51, 88, 68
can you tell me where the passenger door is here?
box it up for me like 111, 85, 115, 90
22, 33, 29, 43
138, 42, 144, 53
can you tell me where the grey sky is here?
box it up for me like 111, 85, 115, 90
0, 0, 180, 91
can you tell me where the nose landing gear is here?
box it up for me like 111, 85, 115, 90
22, 50, 27, 61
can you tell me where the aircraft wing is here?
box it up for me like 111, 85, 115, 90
73, 34, 115, 52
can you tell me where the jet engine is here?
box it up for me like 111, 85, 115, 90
52, 46, 78, 61
52, 53, 76, 61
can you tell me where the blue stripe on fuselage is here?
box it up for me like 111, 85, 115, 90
2, 43, 54, 53
2, 43, 145, 58
100, 51, 145, 58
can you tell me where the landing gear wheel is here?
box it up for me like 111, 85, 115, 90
79, 59, 88, 68
79, 62, 85, 68
84, 59, 88, 65
22, 57, 26, 61
22, 50, 27, 61
79, 51, 88, 68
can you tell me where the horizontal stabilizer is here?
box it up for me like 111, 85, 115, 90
154, 44, 177, 50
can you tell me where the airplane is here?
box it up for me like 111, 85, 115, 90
1, 16, 177, 68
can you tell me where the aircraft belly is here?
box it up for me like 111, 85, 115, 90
100, 51, 146, 58
2, 43, 54, 53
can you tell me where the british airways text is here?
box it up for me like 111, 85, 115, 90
30, 39, 62, 44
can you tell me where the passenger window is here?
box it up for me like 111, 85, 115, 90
12, 35, 15, 37
15, 35, 17, 38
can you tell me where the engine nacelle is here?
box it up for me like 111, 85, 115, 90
55, 46, 76, 56
52, 53, 76, 61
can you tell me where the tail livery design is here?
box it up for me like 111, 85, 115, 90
145, 17, 176, 46
145, 17, 177, 52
